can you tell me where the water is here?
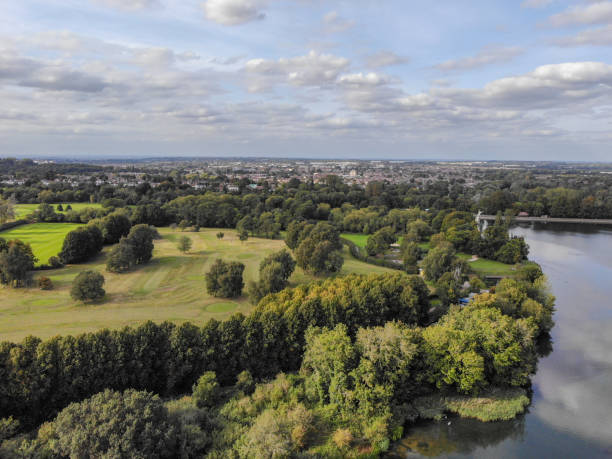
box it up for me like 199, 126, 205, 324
392, 223, 612, 458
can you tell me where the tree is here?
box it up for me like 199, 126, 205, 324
495, 237, 529, 264
100, 212, 132, 244
126, 224, 156, 265
0, 198, 16, 224
56, 204, 64, 211
205, 259, 245, 298
293, 222, 344, 276
238, 229, 249, 242
106, 238, 136, 273
50, 389, 179, 459
177, 235, 192, 253
216, 232, 224, 240
71, 270, 105, 303
421, 242, 456, 282
0, 241, 36, 287
60, 226, 104, 264
401, 240, 421, 274
33, 203, 59, 222
192, 371, 220, 408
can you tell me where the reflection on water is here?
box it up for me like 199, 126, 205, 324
391, 223, 612, 458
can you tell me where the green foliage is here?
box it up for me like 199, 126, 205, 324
59, 225, 103, 264
366, 227, 395, 256
192, 371, 220, 408
48, 389, 180, 459
236, 370, 255, 395
47, 255, 63, 268
126, 224, 156, 265
400, 240, 421, 274
177, 235, 193, 253
248, 250, 296, 303
100, 211, 132, 244
0, 240, 36, 287
0, 417, 20, 442
206, 259, 245, 298
421, 242, 457, 282
70, 270, 105, 303
423, 303, 537, 394
216, 232, 224, 240
0, 198, 16, 224
106, 237, 136, 273
495, 237, 530, 264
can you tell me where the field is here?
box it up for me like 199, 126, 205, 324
14, 202, 103, 219
0, 223, 83, 266
0, 228, 394, 342
341, 233, 369, 248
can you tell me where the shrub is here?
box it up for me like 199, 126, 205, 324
177, 236, 192, 253
38, 276, 53, 290
216, 232, 224, 240
70, 270, 105, 303
48, 256, 64, 269
332, 428, 353, 449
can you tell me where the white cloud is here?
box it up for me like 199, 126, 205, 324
92, 0, 159, 11
365, 51, 409, 68
337, 72, 391, 87
436, 45, 523, 71
245, 50, 350, 87
549, 1, 612, 27
554, 25, 612, 46
203, 0, 266, 25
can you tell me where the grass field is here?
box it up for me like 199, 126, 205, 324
14, 202, 103, 219
341, 233, 369, 248
0, 223, 83, 266
0, 228, 394, 342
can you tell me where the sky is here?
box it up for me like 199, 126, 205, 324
1, 0, 612, 161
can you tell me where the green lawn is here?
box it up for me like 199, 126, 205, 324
14, 202, 103, 219
0, 223, 83, 266
341, 233, 369, 248
0, 228, 395, 342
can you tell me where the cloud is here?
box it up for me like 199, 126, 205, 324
549, 1, 612, 27
554, 25, 612, 46
521, 0, 553, 8
322, 11, 355, 34
203, 0, 267, 25
245, 50, 350, 88
337, 72, 391, 87
436, 46, 524, 71
92, 0, 159, 11
365, 51, 409, 68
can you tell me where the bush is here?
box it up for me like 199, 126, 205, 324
192, 371, 220, 408
216, 232, 224, 239
236, 370, 255, 395
205, 259, 245, 298
38, 276, 53, 290
48, 256, 63, 269
70, 270, 105, 303
177, 236, 192, 253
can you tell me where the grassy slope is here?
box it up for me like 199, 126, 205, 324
341, 233, 369, 248
0, 223, 83, 266
14, 203, 103, 219
0, 228, 394, 342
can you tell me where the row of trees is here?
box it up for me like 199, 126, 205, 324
0, 273, 429, 427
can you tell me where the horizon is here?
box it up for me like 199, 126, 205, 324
1, 1, 612, 160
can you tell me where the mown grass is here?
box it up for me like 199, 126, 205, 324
0, 223, 83, 266
0, 228, 394, 342
414, 387, 530, 422
341, 233, 369, 248
14, 202, 103, 219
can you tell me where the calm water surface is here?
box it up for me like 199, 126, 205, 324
392, 224, 612, 458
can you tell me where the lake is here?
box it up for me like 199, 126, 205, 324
391, 223, 612, 458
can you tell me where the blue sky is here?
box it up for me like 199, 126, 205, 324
1, 0, 612, 160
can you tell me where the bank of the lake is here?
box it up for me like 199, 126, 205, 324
391, 223, 612, 458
